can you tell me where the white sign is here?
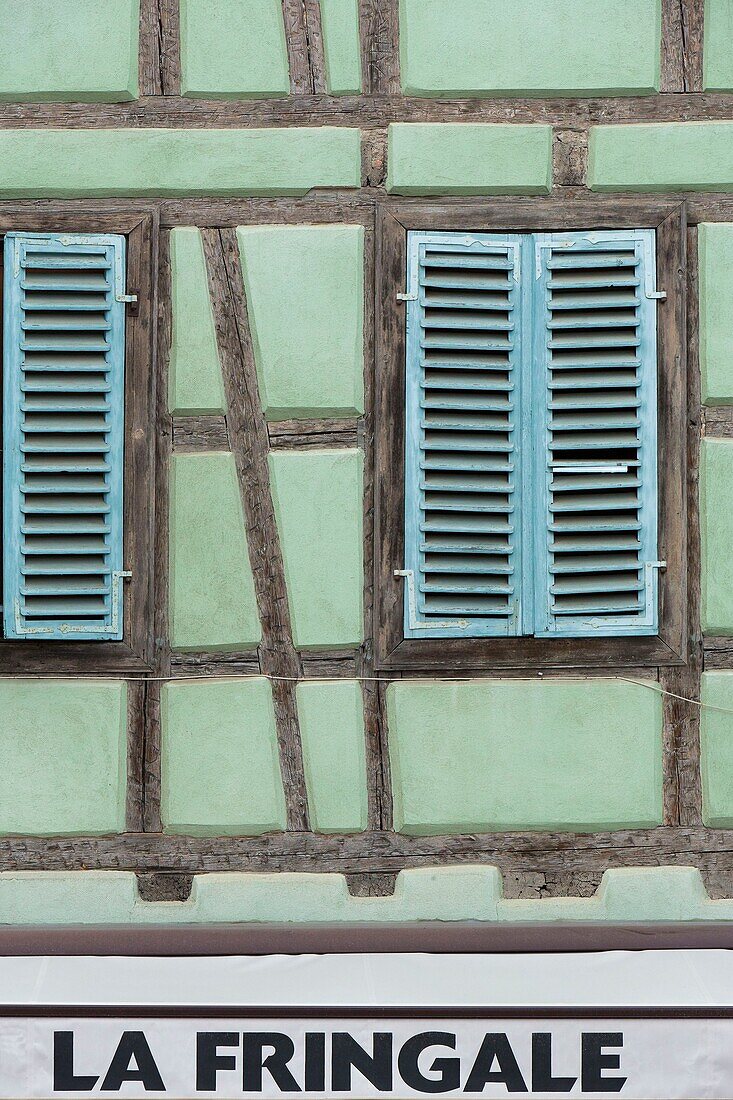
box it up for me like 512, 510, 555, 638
1, 1014, 732, 1100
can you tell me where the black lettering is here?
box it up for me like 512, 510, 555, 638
242, 1033, 301, 1092
581, 1034, 626, 1093
332, 1033, 392, 1092
53, 1032, 99, 1092
465, 1034, 528, 1094
532, 1035, 577, 1093
196, 1033, 240, 1091
100, 1032, 165, 1092
398, 1033, 460, 1095
305, 1034, 326, 1092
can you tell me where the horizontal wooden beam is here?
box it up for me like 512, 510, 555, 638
3, 93, 733, 129
703, 406, 733, 437
172, 415, 229, 451
3, 827, 733, 874
268, 418, 361, 449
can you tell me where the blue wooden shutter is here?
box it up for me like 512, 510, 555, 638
3, 233, 127, 640
402, 232, 525, 638
531, 230, 660, 637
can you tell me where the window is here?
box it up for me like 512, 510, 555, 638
401, 229, 660, 641
0, 212, 156, 670
374, 201, 687, 672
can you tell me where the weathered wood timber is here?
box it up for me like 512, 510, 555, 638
661, 225, 702, 826
202, 228, 310, 832
268, 418, 360, 449
704, 406, 733, 437
172, 414, 230, 451
359, 0, 400, 94
661, 0, 705, 93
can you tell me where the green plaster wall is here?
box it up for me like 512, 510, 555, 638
3, 866, 733, 924
589, 123, 733, 192
701, 672, 733, 826
0, 681, 126, 836
169, 453, 261, 652
701, 439, 733, 635
399, 0, 660, 97
0, 128, 361, 197
700, 224, 733, 405
0, 0, 139, 102
180, 0, 289, 98
269, 449, 364, 649
388, 679, 662, 834
237, 225, 364, 420
161, 678, 286, 836
296, 680, 367, 833
386, 124, 553, 196
704, 0, 733, 91
169, 228, 226, 416
320, 0, 362, 94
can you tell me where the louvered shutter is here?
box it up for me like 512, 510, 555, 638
532, 230, 660, 637
402, 232, 524, 638
3, 233, 127, 640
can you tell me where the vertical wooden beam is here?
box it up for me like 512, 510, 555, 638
661, 225, 703, 826
303, 0, 328, 95
139, 0, 181, 97
202, 228, 310, 832
661, 0, 705, 92
359, 0, 400, 94
126, 681, 147, 832
359, 214, 393, 831
159, 0, 182, 95
282, 0, 314, 94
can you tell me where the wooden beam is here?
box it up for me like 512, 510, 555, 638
202, 228, 310, 832
661, 224, 702, 826
4, 828, 733, 875
704, 406, 733, 437
268, 418, 360, 449
359, 0, 400, 94
282, 0, 327, 95
172, 414, 230, 451
138, 0, 180, 97
661, 0, 705, 93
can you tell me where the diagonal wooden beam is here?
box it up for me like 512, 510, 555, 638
202, 228, 310, 832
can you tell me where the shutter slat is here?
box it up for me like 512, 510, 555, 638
3, 233, 126, 641
403, 233, 523, 638
533, 230, 659, 638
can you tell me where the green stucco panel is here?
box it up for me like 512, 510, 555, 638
296, 680, 367, 832
269, 449, 364, 649
237, 225, 364, 420
0, 0, 139, 102
701, 672, 733, 825
700, 224, 733, 404
704, 0, 733, 91
0, 680, 126, 836
399, 0, 660, 97
589, 123, 733, 192
169, 228, 226, 416
386, 124, 553, 196
702, 439, 733, 635
0, 128, 361, 197
320, 0, 363, 94
162, 678, 286, 836
169, 453, 261, 651
388, 679, 662, 834
180, 0, 290, 98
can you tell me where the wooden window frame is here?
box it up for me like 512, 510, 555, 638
374, 197, 688, 672
0, 207, 158, 675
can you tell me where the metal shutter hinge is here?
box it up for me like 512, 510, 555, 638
118, 289, 139, 314
397, 292, 418, 302
395, 569, 470, 631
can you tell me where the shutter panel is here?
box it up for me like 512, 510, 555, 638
402, 232, 524, 638
532, 230, 660, 637
3, 233, 127, 640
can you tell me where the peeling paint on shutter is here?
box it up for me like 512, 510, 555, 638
532, 230, 660, 638
402, 232, 524, 638
3, 233, 127, 641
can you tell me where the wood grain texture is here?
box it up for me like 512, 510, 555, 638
8, 92, 733, 129
552, 129, 588, 189
125, 682, 147, 832
172, 415, 229, 451
661, 0, 705, 93
661, 224, 702, 826
4, 828, 733, 874
142, 680, 163, 833
139, 0, 163, 97
268, 418, 360, 449
282, 0, 313, 94
202, 227, 310, 832
304, 0, 328, 95
359, 0, 400, 93
703, 406, 733, 437
159, 0, 181, 96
